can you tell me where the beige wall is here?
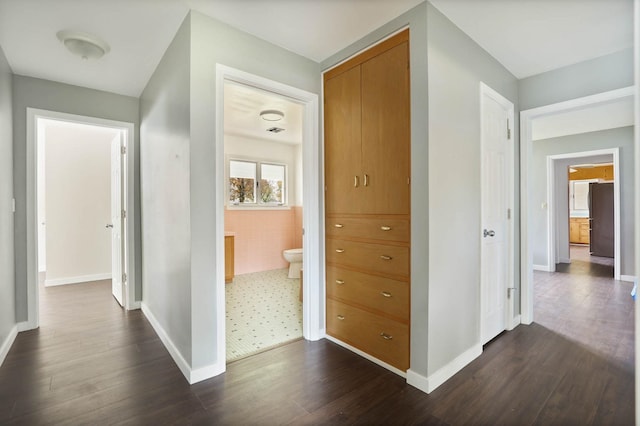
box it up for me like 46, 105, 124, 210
42, 121, 117, 284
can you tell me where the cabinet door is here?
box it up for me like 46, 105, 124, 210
361, 41, 410, 215
324, 66, 363, 214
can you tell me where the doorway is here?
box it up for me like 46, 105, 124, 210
520, 86, 634, 324
25, 108, 136, 330
214, 65, 321, 371
222, 80, 305, 361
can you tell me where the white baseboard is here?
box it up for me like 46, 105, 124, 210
45, 273, 112, 287
141, 303, 223, 385
407, 343, 482, 394
533, 264, 554, 272
507, 315, 521, 331
324, 335, 406, 378
558, 258, 571, 264
16, 321, 32, 332
128, 300, 141, 310
620, 275, 636, 283
0, 324, 18, 367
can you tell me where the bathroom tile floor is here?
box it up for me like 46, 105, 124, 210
226, 268, 303, 362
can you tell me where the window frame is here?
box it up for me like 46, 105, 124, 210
226, 156, 289, 208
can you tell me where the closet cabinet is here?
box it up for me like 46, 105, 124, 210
324, 29, 411, 372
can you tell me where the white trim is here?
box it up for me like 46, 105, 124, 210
44, 273, 112, 287
533, 264, 554, 272
128, 301, 141, 310
215, 65, 323, 375
26, 108, 138, 330
620, 275, 636, 283
407, 344, 482, 394
507, 314, 521, 331
142, 303, 203, 384
16, 321, 31, 332
0, 325, 18, 367
479, 82, 516, 341
545, 149, 620, 279
519, 86, 634, 325
324, 335, 407, 378
558, 258, 571, 264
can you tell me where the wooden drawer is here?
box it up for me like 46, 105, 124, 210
327, 238, 409, 277
327, 299, 409, 370
327, 265, 409, 321
326, 217, 409, 243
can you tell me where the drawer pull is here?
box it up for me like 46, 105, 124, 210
381, 291, 392, 298
380, 226, 392, 231
363, 174, 369, 187
337, 315, 345, 321
335, 249, 345, 253
335, 279, 345, 285
380, 332, 393, 340
354, 176, 359, 188
334, 223, 344, 228
380, 255, 392, 261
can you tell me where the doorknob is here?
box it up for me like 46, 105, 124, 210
483, 229, 495, 237
106, 224, 114, 229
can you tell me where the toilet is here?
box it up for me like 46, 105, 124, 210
283, 248, 303, 279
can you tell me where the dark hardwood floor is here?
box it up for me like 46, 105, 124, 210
0, 275, 633, 425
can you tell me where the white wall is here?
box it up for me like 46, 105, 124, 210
224, 133, 301, 206
532, 127, 635, 275
42, 121, 115, 285
0, 44, 16, 360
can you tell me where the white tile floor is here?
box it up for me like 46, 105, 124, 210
225, 268, 303, 362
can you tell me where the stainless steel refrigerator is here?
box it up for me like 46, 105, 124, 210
588, 182, 614, 258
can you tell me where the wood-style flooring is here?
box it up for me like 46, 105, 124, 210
0, 270, 633, 425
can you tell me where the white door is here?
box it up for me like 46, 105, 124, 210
480, 83, 513, 344
110, 134, 125, 307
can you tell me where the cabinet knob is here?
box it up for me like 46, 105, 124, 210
380, 255, 392, 261
380, 332, 393, 340
380, 291, 392, 298
337, 315, 345, 321
335, 249, 345, 253
335, 280, 345, 285
380, 226, 392, 231
334, 223, 344, 228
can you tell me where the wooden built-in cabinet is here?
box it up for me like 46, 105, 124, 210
225, 235, 235, 283
569, 218, 590, 245
324, 29, 411, 372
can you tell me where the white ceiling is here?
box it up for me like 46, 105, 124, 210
224, 81, 303, 145
0, 1, 632, 98
429, 0, 634, 79
532, 96, 635, 141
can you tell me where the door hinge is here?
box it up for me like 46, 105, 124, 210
122, 273, 127, 283
407, 177, 411, 185
507, 118, 511, 140
121, 210, 127, 219
121, 146, 126, 155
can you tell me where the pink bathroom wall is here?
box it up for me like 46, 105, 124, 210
225, 207, 302, 275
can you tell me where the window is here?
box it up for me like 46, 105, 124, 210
228, 159, 286, 206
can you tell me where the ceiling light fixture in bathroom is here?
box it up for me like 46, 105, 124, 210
260, 110, 284, 121
56, 30, 111, 60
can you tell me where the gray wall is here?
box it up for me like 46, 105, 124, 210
0, 45, 15, 348
532, 127, 635, 276
140, 16, 193, 362
12, 76, 141, 322
426, 3, 519, 375
519, 48, 634, 111
140, 11, 321, 370
189, 11, 321, 370
321, 2, 430, 377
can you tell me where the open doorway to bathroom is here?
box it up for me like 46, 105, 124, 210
223, 80, 304, 362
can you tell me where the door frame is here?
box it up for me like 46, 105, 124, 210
546, 149, 620, 277
519, 86, 634, 324
214, 65, 322, 368
25, 108, 136, 330
479, 82, 517, 337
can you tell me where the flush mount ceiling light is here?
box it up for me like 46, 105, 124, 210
56, 30, 110, 60
260, 109, 284, 121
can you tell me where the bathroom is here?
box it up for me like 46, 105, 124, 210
223, 81, 304, 362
